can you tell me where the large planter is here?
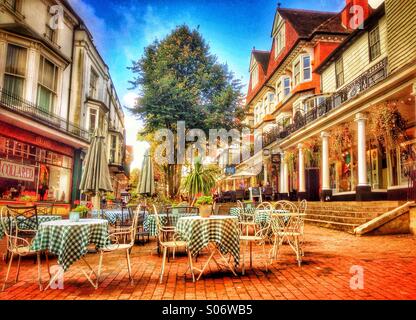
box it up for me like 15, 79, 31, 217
199, 205, 212, 218
69, 211, 80, 222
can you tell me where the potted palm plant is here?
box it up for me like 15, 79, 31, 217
182, 157, 218, 217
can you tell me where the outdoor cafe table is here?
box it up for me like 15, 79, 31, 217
0, 215, 62, 239
175, 215, 240, 280
144, 213, 182, 236
31, 219, 109, 289
91, 209, 131, 224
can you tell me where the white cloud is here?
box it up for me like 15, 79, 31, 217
123, 112, 149, 170
70, 0, 109, 53
123, 92, 139, 109
143, 5, 175, 43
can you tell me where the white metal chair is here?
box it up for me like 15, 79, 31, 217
270, 201, 305, 266
1, 207, 44, 291
239, 202, 273, 275
153, 205, 195, 284
96, 209, 140, 288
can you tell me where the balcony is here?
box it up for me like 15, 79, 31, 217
0, 88, 90, 142
262, 57, 388, 147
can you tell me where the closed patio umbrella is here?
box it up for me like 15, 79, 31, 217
138, 149, 155, 197
80, 128, 113, 209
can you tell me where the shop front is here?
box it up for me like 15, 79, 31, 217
0, 122, 76, 213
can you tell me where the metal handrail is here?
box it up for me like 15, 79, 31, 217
0, 87, 90, 142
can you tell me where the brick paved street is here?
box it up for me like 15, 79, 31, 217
0, 225, 415, 300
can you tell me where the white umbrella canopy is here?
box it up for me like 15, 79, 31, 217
138, 149, 155, 196
227, 170, 257, 180
80, 128, 113, 207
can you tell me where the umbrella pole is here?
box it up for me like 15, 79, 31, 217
92, 195, 101, 211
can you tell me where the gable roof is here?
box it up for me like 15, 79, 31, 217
251, 50, 270, 72
277, 8, 348, 38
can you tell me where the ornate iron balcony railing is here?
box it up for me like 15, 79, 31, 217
262, 57, 388, 148
0, 88, 90, 142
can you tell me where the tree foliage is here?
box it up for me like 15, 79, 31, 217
128, 24, 245, 135
128, 25, 245, 198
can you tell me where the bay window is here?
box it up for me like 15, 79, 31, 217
293, 54, 312, 87
293, 61, 301, 86
3, 44, 27, 98
89, 68, 99, 99
303, 55, 311, 81
37, 56, 58, 112
109, 135, 117, 163
88, 108, 98, 133
276, 76, 291, 103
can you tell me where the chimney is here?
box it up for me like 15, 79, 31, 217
341, 0, 373, 30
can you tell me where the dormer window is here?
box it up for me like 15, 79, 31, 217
273, 15, 285, 59
274, 24, 285, 58
251, 65, 259, 90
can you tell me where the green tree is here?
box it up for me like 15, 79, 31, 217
128, 25, 244, 199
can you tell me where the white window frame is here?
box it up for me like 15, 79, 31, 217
292, 54, 312, 87
87, 107, 99, 132
274, 23, 286, 59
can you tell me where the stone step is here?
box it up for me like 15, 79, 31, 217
306, 209, 385, 219
305, 219, 359, 234
306, 214, 373, 225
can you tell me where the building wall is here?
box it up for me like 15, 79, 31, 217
322, 16, 388, 93
385, 0, 416, 74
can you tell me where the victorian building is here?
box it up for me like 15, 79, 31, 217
222, 0, 416, 202
0, 0, 129, 209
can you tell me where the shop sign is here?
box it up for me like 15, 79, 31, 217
0, 160, 36, 182
225, 165, 236, 176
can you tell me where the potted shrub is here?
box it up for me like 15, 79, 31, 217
106, 193, 116, 205
70, 205, 89, 222
195, 196, 213, 218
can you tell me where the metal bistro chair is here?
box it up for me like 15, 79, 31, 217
239, 202, 273, 275
1, 208, 44, 291
97, 210, 140, 288
270, 201, 305, 266
136, 205, 150, 245
153, 205, 195, 284
6, 205, 39, 241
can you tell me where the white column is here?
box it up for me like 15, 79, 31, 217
283, 157, 289, 194
24, 47, 39, 103
279, 152, 286, 193
298, 143, 306, 193
321, 132, 330, 191
355, 113, 369, 187
263, 162, 268, 186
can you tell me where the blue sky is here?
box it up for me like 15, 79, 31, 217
70, 0, 379, 168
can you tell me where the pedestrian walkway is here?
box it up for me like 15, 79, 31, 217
0, 225, 415, 300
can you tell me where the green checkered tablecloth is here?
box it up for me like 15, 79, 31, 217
144, 213, 181, 236
91, 210, 131, 224
0, 215, 62, 239
176, 215, 240, 266
31, 219, 109, 271
229, 208, 288, 225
